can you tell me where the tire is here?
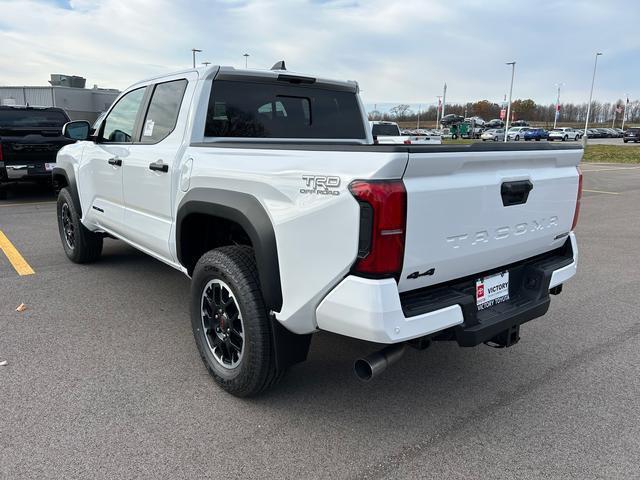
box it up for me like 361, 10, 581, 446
0, 188, 7, 201
536, 138, 541, 141
190, 246, 282, 397
563, 135, 568, 141
623, 140, 628, 143
57, 188, 103, 263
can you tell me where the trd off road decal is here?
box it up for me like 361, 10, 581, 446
300, 175, 341, 196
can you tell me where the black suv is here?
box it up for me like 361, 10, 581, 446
0, 106, 73, 197
623, 128, 640, 143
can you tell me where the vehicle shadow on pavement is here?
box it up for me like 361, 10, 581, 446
0, 181, 56, 203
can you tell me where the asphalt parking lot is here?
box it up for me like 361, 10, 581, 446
1, 163, 640, 479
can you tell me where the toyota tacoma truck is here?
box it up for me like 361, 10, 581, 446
1, 105, 73, 198
53, 64, 582, 397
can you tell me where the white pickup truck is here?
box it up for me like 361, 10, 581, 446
53, 65, 582, 397
370, 121, 441, 145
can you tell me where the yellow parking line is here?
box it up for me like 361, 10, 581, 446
583, 189, 620, 195
0, 230, 35, 276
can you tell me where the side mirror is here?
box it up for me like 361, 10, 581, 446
62, 121, 91, 141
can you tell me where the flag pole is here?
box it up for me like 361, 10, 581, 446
621, 95, 629, 131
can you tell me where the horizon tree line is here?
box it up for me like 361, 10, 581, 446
368, 99, 640, 126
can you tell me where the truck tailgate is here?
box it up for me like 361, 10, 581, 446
398, 146, 582, 293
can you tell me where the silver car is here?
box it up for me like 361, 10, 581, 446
480, 129, 505, 141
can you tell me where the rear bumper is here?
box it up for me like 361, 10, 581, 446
1, 163, 53, 181
316, 233, 577, 345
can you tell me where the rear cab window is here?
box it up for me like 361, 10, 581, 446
0, 109, 68, 129
372, 124, 400, 136
204, 79, 365, 139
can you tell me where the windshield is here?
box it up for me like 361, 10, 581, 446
0, 109, 68, 128
372, 124, 400, 136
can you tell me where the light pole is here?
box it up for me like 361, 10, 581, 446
553, 83, 564, 130
191, 48, 202, 68
202, 61, 211, 67
435, 95, 442, 128
583, 52, 602, 146
441, 83, 447, 125
417, 104, 421, 129
504, 62, 516, 142
243, 53, 250, 69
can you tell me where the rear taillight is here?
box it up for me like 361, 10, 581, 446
403, 139, 412, 144
349, 180, 407, 279
571, 166, 583, 230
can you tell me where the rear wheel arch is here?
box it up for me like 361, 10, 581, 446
176, 188, 283, 312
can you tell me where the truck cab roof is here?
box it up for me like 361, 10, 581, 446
129, 65, 359, 94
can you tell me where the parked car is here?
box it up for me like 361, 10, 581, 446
464, 116, 485, 126
524, 128, 549, 141
506, 126, 530, 141
511, 120, 530, 127
0, 105, 73, 198
548, 128, 581, 141
595, 128, 613, 138
623, 127, 640, 143
485, 119, 504, 129
440, 114, 465, 126
586, 128, 602, 138
53, 64, 582, 396
480, 128, 504, 141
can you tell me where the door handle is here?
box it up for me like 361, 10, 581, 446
108, 157, 122, 167
501, 180, 533, 206
149, 161, 169, 173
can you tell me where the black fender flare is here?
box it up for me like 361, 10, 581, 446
176, 188, 283, 312
52, 166, 82, 216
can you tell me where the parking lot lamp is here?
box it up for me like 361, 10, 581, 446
583, 52, 602, 146
435, 95, 442, 128
441, 83, 447, 125
243, 53, 250, 69
553, 83, 564, 130
504, 62, 516, 142
192, 48, 202, 68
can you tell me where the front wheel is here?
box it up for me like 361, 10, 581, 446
57, 188, 103, 263
515, 135, 519, 141
190, 246, 283, 397
563, 135, 568, 141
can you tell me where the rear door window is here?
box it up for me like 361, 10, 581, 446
205, 80, 365, 139
140, 79, 188, 143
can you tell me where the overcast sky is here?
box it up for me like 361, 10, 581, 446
1, 0, 638, 110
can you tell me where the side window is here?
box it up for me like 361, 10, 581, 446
100, 87, 146, 143
140, 79, 188, 143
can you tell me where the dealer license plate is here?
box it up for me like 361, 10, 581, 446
44, 163, 56, 171
476, 271, 509, 311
